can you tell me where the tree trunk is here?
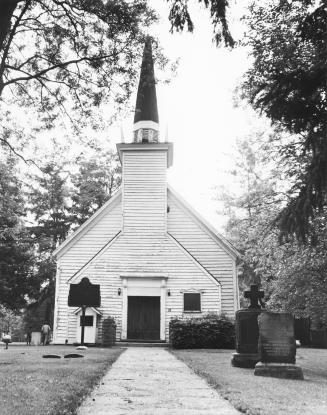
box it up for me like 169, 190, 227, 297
0, 0, 19, 52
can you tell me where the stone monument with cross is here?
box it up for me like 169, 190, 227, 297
244, 285, 265, 309
231, 284, 265, 368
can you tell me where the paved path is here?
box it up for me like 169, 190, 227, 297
78, 347, 240, 415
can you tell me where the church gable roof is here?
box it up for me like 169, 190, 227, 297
54, 185, 239, 260
53, 189, 122, 258
167, 185, 240, 259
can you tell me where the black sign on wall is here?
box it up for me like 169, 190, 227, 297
68, 277, 101, 346
68, 277, 101, 307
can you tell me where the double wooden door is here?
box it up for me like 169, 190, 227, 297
127, 296, 160, 340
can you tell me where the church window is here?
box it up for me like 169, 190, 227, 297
183, 293, 201, 312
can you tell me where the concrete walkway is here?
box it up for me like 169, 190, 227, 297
78, 347, 240, 415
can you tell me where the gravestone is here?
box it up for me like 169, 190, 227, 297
254, 312, 303, 379
231, 284, 264, 368
31, 332, 41, 346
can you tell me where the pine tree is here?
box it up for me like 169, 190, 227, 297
71, 150, 121, 225
0, 153, 39, 310
28, 162, 73, 252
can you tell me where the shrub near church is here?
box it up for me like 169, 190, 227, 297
169, 313, 235, 349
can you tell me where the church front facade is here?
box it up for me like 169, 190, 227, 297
52, 39, 239, 344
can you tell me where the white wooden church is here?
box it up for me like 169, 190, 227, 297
53, 38, 239, 344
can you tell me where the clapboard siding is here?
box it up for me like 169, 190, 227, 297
58, 198, 121, 273
53, 197, 122, 343
123, 151, 167, 234
65, 234, 220, 342
167, 190, 237, 317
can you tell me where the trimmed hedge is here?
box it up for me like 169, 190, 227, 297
169, 313, 235, 349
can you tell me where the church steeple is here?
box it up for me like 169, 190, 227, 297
133, 36, 159, 143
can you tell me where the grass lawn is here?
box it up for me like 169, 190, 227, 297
0, 344, 124, 415
171, 347, 327, 415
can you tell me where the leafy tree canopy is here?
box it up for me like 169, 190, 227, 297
0, 0, 234, 156
0, 0, 158, 154
220, 133, 327, 328
241, 0, 327, 243
0, 1, 156, 104
167, 0, 235, 47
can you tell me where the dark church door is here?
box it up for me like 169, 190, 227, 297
127, 296, 160, 340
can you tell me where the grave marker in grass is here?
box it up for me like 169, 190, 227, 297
254, 312, 304, 379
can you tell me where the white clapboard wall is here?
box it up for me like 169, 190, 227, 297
53, 145, 237, 344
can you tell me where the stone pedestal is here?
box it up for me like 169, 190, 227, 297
231, 309, 262, 368
254, 362, 304, 379
254, 312, 304, 380
231, 352, 259, 368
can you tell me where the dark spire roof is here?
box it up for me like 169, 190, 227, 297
134, 37, 159, 124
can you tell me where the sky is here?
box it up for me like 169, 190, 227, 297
108, 0, 262, 231
12, 0, 265, 234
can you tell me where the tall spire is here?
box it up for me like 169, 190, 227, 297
133, 36, 159, 143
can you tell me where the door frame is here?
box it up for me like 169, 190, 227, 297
120, 274, 168, 341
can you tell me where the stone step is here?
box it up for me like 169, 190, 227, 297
116, 341, 169, 348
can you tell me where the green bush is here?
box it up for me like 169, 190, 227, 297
169, 313, 235, 349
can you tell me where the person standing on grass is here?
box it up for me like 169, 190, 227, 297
41, 322, 51, 346
26, 326, 32, 346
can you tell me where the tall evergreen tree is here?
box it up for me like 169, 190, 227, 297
0, 153, 39, 309
71, 150, 121, 225
25, 160, 72, 323
28, 162, 72, 252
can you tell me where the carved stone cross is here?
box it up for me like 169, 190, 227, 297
244, 284, 264, 309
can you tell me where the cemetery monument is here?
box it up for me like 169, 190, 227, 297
254, 312, 304, 379
231, 284, 264, 368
